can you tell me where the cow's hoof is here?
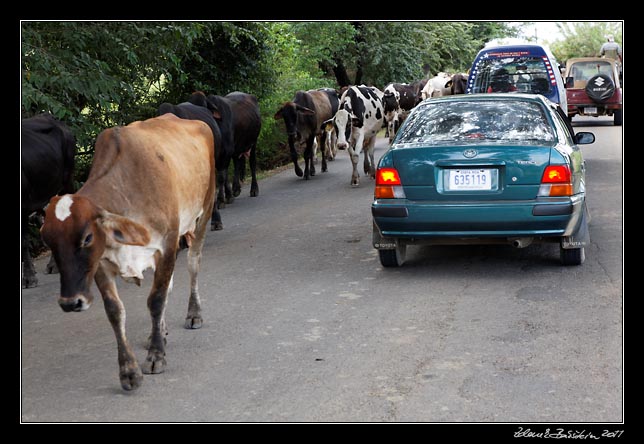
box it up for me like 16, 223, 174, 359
295, 167, 303, 177
45, 258, 59, 274
120, 365, 144, 391
232, 189, 241, 198
351, 180, 360, 188
250, 188, 259, 197
211, 221, 224, 231
141, 352, 167, 375
22, 275, 38, 289
184, 316, 203, 329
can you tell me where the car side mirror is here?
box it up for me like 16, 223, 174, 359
575, 132, 595, 145
565, 77, 574, 88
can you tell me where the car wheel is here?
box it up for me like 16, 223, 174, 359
614, 109, 623, 126
560, 245, 585, 266
379, 243, 406, 267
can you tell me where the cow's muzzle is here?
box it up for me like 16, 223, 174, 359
58, 294, 93, 312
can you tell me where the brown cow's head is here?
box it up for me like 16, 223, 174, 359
41, 194, 150, 313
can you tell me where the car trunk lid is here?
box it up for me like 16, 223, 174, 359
391, 144, 552, 201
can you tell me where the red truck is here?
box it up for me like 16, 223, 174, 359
563, 57, 622, 126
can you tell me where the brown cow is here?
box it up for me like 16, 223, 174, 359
274, 89, 335, 179
40, 113, 216, 391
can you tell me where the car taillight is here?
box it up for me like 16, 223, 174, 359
375, 167, 406, 199
539, 165, 573, 196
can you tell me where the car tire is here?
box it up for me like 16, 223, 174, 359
585, 74, 615, 103
614, 109, 623, 126
560, 245, 585, 266
379, 243, 406, 267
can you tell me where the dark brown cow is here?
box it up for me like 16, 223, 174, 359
274, 89, 335, 179
447, 73, 469, 95
40, 114, 216, 391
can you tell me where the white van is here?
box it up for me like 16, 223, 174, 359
466, 43, 568, 114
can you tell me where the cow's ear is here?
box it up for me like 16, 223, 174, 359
211, 107, 222, 121
206, 99, 222, 120
351, 117, 363, 128
322, 119, 334, 131
98, 212, 151, 246
274, 109, 283, 120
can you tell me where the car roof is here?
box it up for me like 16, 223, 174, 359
566, 57, 616, 63
419, 92, 555, 107
477, 42, 553, 55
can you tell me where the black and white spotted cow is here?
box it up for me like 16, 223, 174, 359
382, 83, 417, 143
332, 85, 385, 187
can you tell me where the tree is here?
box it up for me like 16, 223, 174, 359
22, 22, 205, 151
288, 22, 518, 88
22, 22, 286, 179
550, 22, 623, 63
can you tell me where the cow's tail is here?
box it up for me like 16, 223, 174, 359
60, 125, 77, 194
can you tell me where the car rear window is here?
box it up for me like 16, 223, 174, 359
568, 60, 615, 82
470, 55, 553, 95
394, 101, 555, 147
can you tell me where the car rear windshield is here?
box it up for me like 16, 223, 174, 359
394, 101, 555, 147
568, 60, 615, 82
470, 55, 553, 95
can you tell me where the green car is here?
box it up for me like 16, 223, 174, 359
372, 93, 595, 267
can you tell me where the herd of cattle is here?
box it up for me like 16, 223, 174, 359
21, 71, 468, 390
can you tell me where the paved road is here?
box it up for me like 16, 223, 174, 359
21, 117, 622, 423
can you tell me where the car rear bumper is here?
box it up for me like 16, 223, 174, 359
568, 103, 622, 116
372, 196, 584, 239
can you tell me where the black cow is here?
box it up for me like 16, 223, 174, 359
190, 91, 261, 201
187, 92, 237, 205
21, 113, 76, 288
158, 100, 228, 231
224, 92, 261, 199
274, 89, 336, 179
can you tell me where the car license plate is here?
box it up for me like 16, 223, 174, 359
448, 169, 492, 190
584, 106, 597, 114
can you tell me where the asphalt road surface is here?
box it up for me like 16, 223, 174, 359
21, 116, 623, 423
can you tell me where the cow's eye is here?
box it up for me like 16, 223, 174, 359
82, 233, 93, 247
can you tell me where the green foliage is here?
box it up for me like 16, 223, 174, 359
550, 22, 623, 63
287, 22, 517, 87
22, 21, 207, 181
21, 21, 520, 183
